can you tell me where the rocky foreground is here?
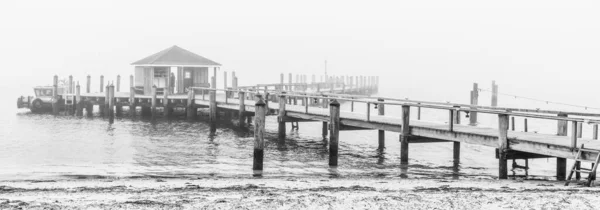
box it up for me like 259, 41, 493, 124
0, 177, 599, 209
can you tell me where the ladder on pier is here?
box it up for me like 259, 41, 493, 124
565, 144, 600, 187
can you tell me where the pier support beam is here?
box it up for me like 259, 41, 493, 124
163, 87, 170, 117
108, 84, 115, 124
209, 89, 217, 133
129, 87, 136, 116
151, 85, 157, 119
238, 91, 246, 127
329, 99, 340, 166
498, 114, 509, 179
556, 113, 568, 180
253, 94, 266, 171
76, 83, 83, 116
186, 89, 196, 120
52, 75, 59, 115
322, 122, 328, 140
378, 98, 385, 151
278, 93, 286, 143
400, 105, 410, 164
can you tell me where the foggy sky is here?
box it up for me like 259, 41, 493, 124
1, 0, 599, 108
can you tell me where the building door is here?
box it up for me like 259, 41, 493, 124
183, 69, 193, 92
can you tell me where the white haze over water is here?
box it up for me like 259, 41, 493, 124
1, 0, 599, 113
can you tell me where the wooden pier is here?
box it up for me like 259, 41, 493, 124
18, 73, 600, 182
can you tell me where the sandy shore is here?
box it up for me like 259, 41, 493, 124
1, 177, 600, 209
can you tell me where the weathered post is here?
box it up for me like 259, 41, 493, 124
524, 118, 528, 132
511, 117, 515, 131
329, 99, 341, 166
498, 114, 509, 179
594, 124, 598, 140
129, 87, 136, 116
400, 105, 410, 164
238, 91, 246, 127
224, 71, 228, 91
378, 98, 385, 151
52, 75, 59, 115
68, 75, 73, 94
491, 81, 498, 107
280, 73, 284, 91
469, 83, 478, 125
253, 94, 266, 171
103, 85, 109, 117
116, 75, 121, 92
76, 82, 83, 116
288, 73, 292, 92
209, 88, 217, 133
556, 113, 568, 180
100, 75, 104, 92
322, 121, 328, 140
278, 92, 287, 143
130, 75, 134, 89
186, 88, 195, 119
577, 122, 583, 138
108, 84, 115, 124
86, 75, 91, 93
151, 85, 157, 118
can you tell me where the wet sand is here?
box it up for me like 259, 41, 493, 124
1, 177, 600, 209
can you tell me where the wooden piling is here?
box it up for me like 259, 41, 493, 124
524, 118, 528, 132
100, 75, 104, 92
86, 75, 91, 93
209, 88, 217, 133
68, 75, 73, 94
577, 122, 583, 138
163, 86, 170, 117
329, 99, 340, 166
571, 121, 578, 148
556, 113, 568, 180
400, 105, 410, 164
511, 117, 515, 131
129, 87, 136, 116
151, 85, 157, 118
253, 94, 266, 171
449, 110, 454, 132
278, 93, 286, 143
186, 88, 195, 119
469, 83, 478, 125
103, 85, 109, 117
238, 91, 246, 127
52, 75, 59, 115
224, 71, 228, 91
594, 124, 598, 140
378, 98, 385, 150
288, 73, 292, 91
76, 83, 83, 116
108, 84, 115, 123
498, 114, 509, 179
322, 122, 328, 140
491, 81, 498, 107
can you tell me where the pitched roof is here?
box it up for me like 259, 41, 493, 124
131, 45, 221, 66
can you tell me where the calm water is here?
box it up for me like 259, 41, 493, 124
1, 84, 597, 181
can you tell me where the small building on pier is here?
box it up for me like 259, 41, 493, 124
131, 45, 221, 95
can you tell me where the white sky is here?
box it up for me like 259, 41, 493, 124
1, 0, 599, 107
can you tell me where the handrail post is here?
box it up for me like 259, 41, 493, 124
329, 99, 340, 166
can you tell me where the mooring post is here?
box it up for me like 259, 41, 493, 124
108, 84, 115, 123
76, 82, 83, 116
163, 85, 170, 117
400, 105, 411, 164
498, 114, 509, 179
129, 87, 136, 116
556, 113, 568, 180
278, 92, 287, 143
186, 88, 195, 120
116, 75, 121, 92
253, 94, 266, 171
104, 85, 109, 117
378, 98, 385, 151
238, 91, 246, 127
469, 83, 478, 125
322, 121, 328, 140
86, 75, 91, 93
594, 124, 598, 140
209, 88, 217, 133
329, 99, 341, 166
52, 75, 59, 115
151, 85, 157, 118
100, 75, 104, 93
